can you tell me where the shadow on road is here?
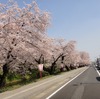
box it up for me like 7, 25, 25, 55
96, 77, 100, 81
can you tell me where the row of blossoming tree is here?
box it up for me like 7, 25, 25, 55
0, 1, 91, 87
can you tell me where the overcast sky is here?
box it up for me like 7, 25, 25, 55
1, 0, 100, 61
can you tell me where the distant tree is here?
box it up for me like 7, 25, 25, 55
47, 39, 64, 74
49, 40, 77, 74
79, 51, 91, 66
63, 41, 77, 69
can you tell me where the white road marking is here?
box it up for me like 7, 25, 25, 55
2, 73, 71, 99
46, 67, 89, 99
2, 67, 88, 99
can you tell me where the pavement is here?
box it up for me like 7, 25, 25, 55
49, 66, 100, 99
0, 67, 88, 99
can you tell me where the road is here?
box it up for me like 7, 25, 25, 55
48, 66, 100, 99
0, 67, 88, 99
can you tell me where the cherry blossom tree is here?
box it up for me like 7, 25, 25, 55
63, 42, 90, 69
0, 0, 50, 87
43, 39, 64, 74
79, 51, 91, 66
0, 0, 91, 87
47, 40, 77, 74
63, 40, 77, 69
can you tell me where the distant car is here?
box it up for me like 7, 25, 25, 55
96, 66, 100, 70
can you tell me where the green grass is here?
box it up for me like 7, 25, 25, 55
0, 76, 54, 93
0, 72, 52, 93
0, 68, 72, 93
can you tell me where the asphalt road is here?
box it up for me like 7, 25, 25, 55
0, 67, 88, 99
49, 66, 100, 99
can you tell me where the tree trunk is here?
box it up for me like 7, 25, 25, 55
50, 54, 63, 75
43, 66, 51, 74
50, 63, 56, 75
0, 64, 9, 87
65, 65, 70, 71
70, 64, 74, 70
60, 67, 63, 72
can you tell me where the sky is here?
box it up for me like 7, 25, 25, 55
1, 0, 100, 61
